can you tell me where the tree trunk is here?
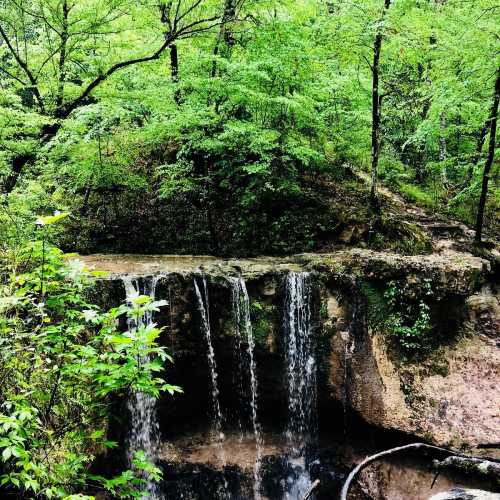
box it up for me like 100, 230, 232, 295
2, 122, 61, 193
475, 66, 500, 243
2, 153, 35, 193
55, 0, 69, 108
211, 0, 237, 78
170, 43, 181, 105
415, 34, 435, 184
370, 0, 391, 206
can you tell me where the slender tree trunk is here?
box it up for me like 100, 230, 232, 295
439, 112, 449, 188
210, 0, 237, 78
415, 33, 437, 184
475, 66, 500, 243
370, 0, 391, 206
170, 43, 181, 105
55, 0, 69, 108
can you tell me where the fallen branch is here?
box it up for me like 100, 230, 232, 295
340, 442, 475, 500
301, 479, 320, 500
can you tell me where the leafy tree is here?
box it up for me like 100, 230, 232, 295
0, 0, 221, 192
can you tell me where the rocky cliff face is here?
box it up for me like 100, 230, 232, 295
79, 248, 498, 451
327, 288, 499, 449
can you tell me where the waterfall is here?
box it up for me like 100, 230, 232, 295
194, 276, 230, 499
230, 277, 263, 500
194, 276, 225, 443
284, 272, 317, 449
282, 272, 317, 500
124, 276, 161, 500
194, 277, 223, 441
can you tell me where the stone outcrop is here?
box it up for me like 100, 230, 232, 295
77, 248, 499, 451
327, 283, 499, 450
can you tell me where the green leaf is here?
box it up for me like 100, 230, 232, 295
35, 212, 70, 226
2, 447, 12, 461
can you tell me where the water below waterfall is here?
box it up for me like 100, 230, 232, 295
123, 276, 161, 500
282, 272, 317, 500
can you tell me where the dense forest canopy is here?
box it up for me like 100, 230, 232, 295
0, 1, 499, 497
0, 0, 498, 255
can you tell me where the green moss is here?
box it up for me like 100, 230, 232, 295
399, 373, 426, 410
319, 303, 328, 319
362, 279, 441, 362
372, 217, 433, 255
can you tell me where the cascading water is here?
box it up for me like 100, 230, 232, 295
194, 276, 225, 443
282, 272, 317, 500
194, 276, 230, 499
230, 277, 263, 500
124, 276, 161, 500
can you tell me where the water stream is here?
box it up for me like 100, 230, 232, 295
282, 272, 317, 500
123, 276, 161, 500
230, 277, 264, 500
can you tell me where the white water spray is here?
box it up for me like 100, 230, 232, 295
194, 276, 225, 443
194, 276, 230, 499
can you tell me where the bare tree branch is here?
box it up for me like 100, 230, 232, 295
340, 442, 498, 500
0, 65, 27, 85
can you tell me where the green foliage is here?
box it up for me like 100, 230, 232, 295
398, 183, 436, 208
361, 279, 434, 357
384, 279, 433, 357
1, 0, 497, 252
0, 237, 176, 497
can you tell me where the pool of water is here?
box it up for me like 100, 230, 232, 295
153, 431, 494, 500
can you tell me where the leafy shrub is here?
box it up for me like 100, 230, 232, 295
0, 239, 177, 498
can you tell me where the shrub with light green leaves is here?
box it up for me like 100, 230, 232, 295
0, 239, 179, 498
